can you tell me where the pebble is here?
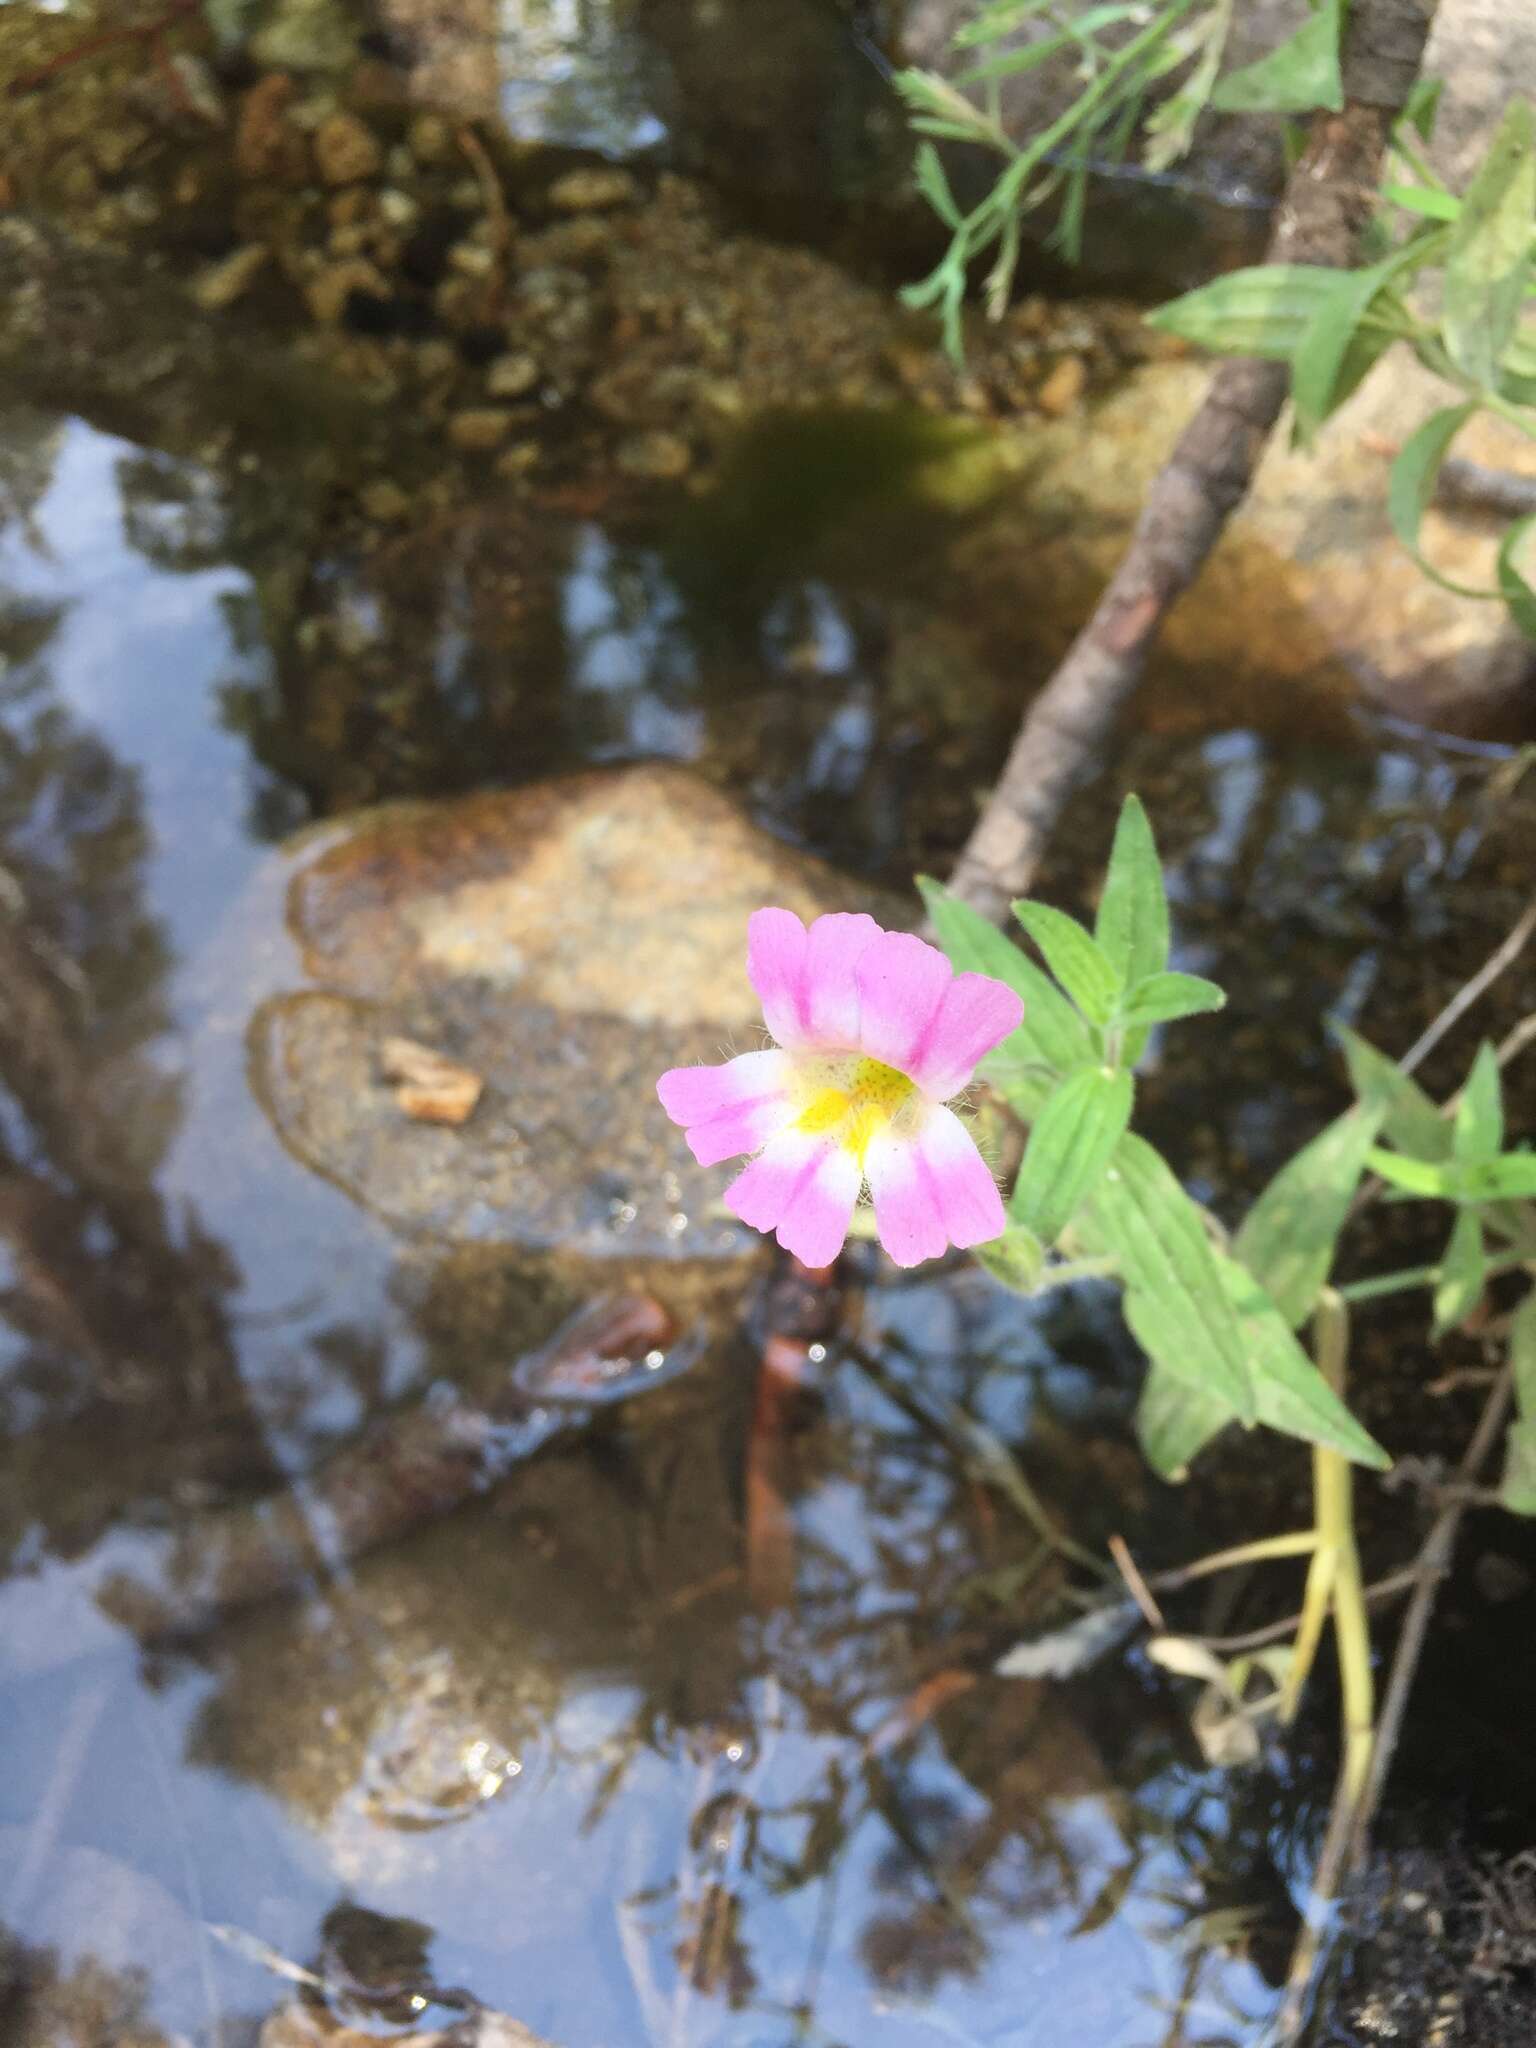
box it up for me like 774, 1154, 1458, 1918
378, 187, 420, 229
614, 430, 692, 481
549, 167, 640, 214
485, 352, 540, 399
448, 409, 514, 452
1036, 354, 1089, 416
306, 256, 389, 326
360, 480, 412, 523
191, 243, 270, 312
408, 111, 455, 166
314, 110, 383, 187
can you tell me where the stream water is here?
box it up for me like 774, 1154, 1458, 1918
3, 6, 1536, 2048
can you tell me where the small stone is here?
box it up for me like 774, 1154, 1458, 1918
413, 340, 460, 384
190, 244, 270, 312
408, 111, 454, 165
313, 110, 383, 187
379, 1037, 484, 1127
327, 185, 369, 226
548, 166, 640, 213
89, 119, 151, 179
236, 73, 309, 183
448, 240, 496, 278
485, 352, 540, 400
1036, 354, 1088, 417
448, 409, 514, 452
360, 480, 411, 523
306, 256, 389, 326
327, 222, 369, 258
614, 430, 692, 481
378, 187, 420, 229
494, 442, 542, 479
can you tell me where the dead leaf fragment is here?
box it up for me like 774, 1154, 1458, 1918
379, 1035, 484, 1125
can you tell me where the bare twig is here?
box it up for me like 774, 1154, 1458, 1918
1109, 1532, 1164, 1629
457, 123, 512, 316
7, 0, 198, 97
1400, 895, 1536, 1077
1187, 1565, 1420, 1655
946, 0, 1441, 922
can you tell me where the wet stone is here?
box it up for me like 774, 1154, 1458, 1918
447, 407, 514, 452
548, 165, 640, 213
190, 243, 269, 312
245, 764, 903, 1258
614, 428, 692, 480
485, 350, 541, 399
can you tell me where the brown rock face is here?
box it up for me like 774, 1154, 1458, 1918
249, 765, 902, 1258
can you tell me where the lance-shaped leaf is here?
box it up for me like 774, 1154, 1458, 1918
1335, 1024, 1451, 1161
1218, 1257, 1391, 1467
1497, 512, 1536, 640
1136, 1360, 1234, 1480
1442, 99, 1536, 391
1011, 1065, 1134, 1244
1012, 901, 1123, 1024
1094, 795, 1170, 986
1210, 0, 1343, 114
1388, 403, 1500, 598
1291, 234, 1438, 442
918, 878, 1095, 1106
1433, 1208, 1487, 1335
1117, 971, 1227, 1031
1455, 1042, 1504, 1162
1368, 1149, 1536, 1202
1146, 263, 1348, 358
1234, 1102, 1385, 1327
1078, 1135, 1255, 1419
1502, 1293, 1536, 1514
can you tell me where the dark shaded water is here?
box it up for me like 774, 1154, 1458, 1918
3, 7, 1536, 2048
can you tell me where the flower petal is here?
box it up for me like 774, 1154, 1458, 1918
686, 1092, 796, 1167
803, 912, 881, 1047
909, 972, 1026, 1100
774, 1145, 862, 1268
914, 1104, 1006, 1248
854, 930, 953, 1077
723, 1127, 823, 1233
657, 1049, 789, 1127
864, 1125, 948, 1269
747, 908, 811, 1048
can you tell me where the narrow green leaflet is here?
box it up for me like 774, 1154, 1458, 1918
1382, 183, 1459, 223
1335, 1024, 1451, 1161
1210, 0, 1343, 115
1497, 513, 1536, 640
1117, 971, 1227, 1030
1078, 1134, 1255, 1419
1234, 1102, 1386, 1327
1136, 1360, 1234, 1480
1442, 99, 1536, 391
1012, 901, 1123, 1024
918, 878, 1096, 1103
1512, 1290, 1536, 1413
1368, 1149, 1536, 1202
956, 4, 1146, 84
1218, 1257, 1391, 1467
973, 1223, 1047, 1294
1455, 1042, 1505, 1162
1146, 264, 1345, 358
1387, 403, 1500, 599
1433, 1207, 1486, 1334
1011, 1066, 1135, 1244
1094, 795, 1170, 986
913, 143, 962, 231
1291, 237, 1435, 443
1500, 1420, 1536, 1514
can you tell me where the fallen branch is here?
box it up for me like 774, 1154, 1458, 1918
946, 0, 1441, 923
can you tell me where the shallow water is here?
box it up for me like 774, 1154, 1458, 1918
3, 8, 1536, 2045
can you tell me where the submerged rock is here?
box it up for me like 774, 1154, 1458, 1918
249, 764, 901, 1257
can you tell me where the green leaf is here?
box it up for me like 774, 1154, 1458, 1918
1433, 1207, 1486, 1334
1455, 1042, 1505, 1161
1210, 0, 1343, 115
1382, 183, 1459, 223
1402, 75, 1444, 144
1136, 1361, 1233, 1480
1010, 1065, 1135, 1244
1368, 1149, 1536, 1202
1218, 1256, 1392, 1467
913, 143, 961, 230
1388, 403, 1500, 599
918, 878, 1096, 1109
1078, 1135, 1256, 1419
1443, 99, 1536, 391
1012, 900, 1123, 1024
956, 4, 1144, 84
1234, 1103, 1386, 1327
973, 1223, 1047, 1293
1512, 1289, 1536, 1414
1146, 263, 1346, 358
1094, 794, 1170, 986
1499, 1417, 1536, 1514
1497, 512, 1536, 638
1291, 238, 1435, 442
1335, 1024, 1452, 1161
1117, 971, 1227, 1030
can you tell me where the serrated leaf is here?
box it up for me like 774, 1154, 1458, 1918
1433, 1207, 1486, 1334
1117, 971, 1227, 1030
1078, 1135, 1255, 1419
1146, 264, 1346, 358
1388, 403, 1501, 598
1011, 1065, 1134, 1244
1455, 1042, 1505, 1161
1335, 1024, 1452, 1161
1218, 1256, 1391, 1467
1368, 1149, 1536, 1202
1210, 0, 1343, 115
1443, 99, 1536, 391
1234, 1102, 1386, 1327
1095, 794, 1170, 986
1012, 900, 1123, 1024
1136, 1360, 1234, 1479
1497, 512, 1536, 638
973, 1223, 1046, 1293
918, 878, 1095, 1109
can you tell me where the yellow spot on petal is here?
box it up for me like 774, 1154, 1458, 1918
792, 1054, 916, 1167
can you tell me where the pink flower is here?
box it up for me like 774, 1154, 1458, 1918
657, 909, 1023, 1269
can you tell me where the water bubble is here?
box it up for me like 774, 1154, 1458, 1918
807, 1342, 827, 1364
666, 1211, 688, 1237
644, 1349, 666, 1370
